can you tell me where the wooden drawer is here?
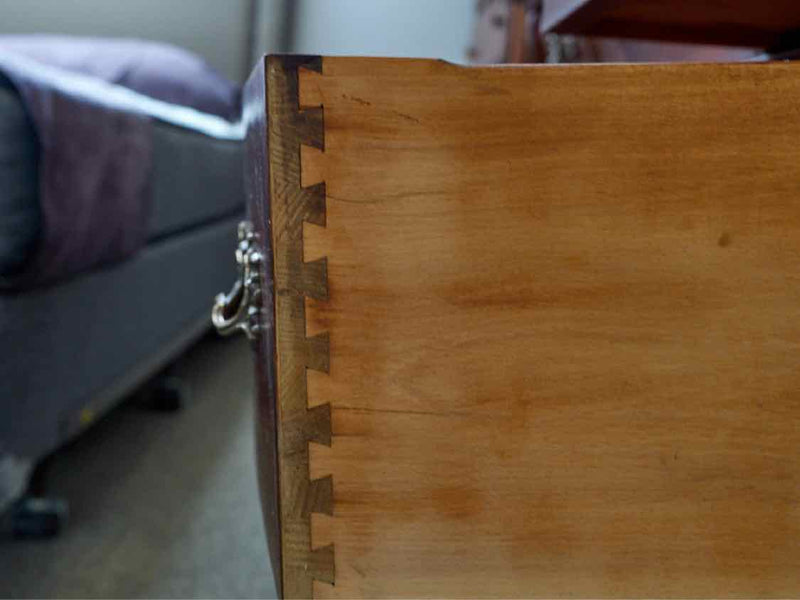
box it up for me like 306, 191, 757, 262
241, 55, 800, 598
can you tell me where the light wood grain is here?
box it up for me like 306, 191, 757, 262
283, 57, 800, 598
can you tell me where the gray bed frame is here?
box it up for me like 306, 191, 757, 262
0, 84, 243, 521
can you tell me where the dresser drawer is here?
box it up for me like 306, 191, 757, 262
236, 55, 800, 598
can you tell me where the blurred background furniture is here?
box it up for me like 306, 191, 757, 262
471, 0, 800, 65
0, 2, 296, 534
0, 39, 245, 534
541, 0, 800, 49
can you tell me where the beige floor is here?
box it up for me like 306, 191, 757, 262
0, 335, 277, 599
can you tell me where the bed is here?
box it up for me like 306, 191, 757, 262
0, 37, 244, 530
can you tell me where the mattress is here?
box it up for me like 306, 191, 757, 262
0, 216, 240, 459
0, 82, 243, 275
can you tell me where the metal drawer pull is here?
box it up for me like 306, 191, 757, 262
212, 221, 263, 340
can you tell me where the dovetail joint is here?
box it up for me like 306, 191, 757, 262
271, 55, 334, 597
298, 58, 334, 592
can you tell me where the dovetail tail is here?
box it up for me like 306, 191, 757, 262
296, 107, 325, 150
309, 544, 335, 585
299, 257, 328, 301
305, 332, 330, 373
305, 475, 334, 516
301, 183, 327, 226
305, 403, 332, 447
285, 54, 322, 74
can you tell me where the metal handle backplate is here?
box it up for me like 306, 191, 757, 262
212, 221, 264, 340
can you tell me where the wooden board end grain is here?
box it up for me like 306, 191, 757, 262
265, 54, 334, 599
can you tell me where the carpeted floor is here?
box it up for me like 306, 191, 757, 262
0, 335, 277, 599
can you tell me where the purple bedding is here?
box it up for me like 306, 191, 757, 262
0, 36, 241, 289
0, 36, 240, 121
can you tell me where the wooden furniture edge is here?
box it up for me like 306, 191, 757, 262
266, 54, 334, 599
243, 56, 283, 598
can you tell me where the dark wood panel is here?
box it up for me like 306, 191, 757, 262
541, 0, 800, 49
242, 56, 282, 598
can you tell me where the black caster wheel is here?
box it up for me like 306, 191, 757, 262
10, 497, 69, 539
148, 376, 187, 412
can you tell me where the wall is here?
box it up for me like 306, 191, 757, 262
253, 0, 290, 62
0, 0, 476, 79
291, 0, 476, 64
0, 0, 261, 81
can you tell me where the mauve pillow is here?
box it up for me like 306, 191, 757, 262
0, 35, 240, 121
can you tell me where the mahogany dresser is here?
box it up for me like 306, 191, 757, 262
215, 55, 800, 598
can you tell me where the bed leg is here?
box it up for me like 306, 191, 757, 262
2, 457, 69, 539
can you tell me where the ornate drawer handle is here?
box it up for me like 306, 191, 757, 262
212, 221, 263, 340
